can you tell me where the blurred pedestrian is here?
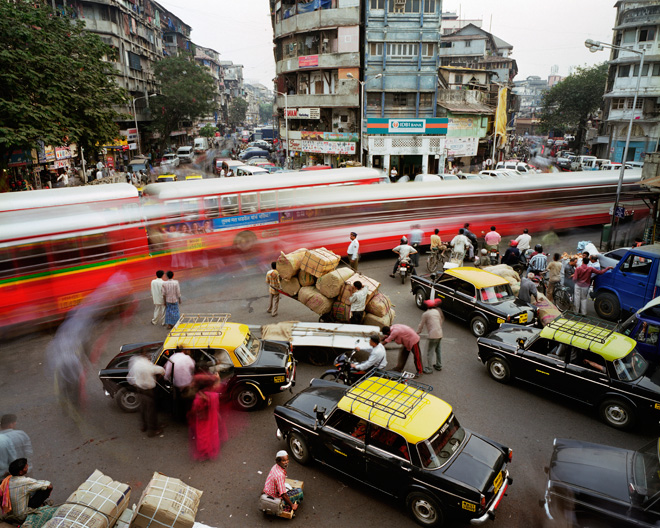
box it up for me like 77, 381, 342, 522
151, 270, 165, 326
187, 373, 228, 461
417, 299, 444, 373
382, 324, 423, 378
162, 270, 181, 329
0, 415, 33, 477
128, 348, 165, 437
347, 232, 359, 271
409, 225, 423, 267
164, 349, 195, 422
266, 262, 281, 317
546, 253, 562, 303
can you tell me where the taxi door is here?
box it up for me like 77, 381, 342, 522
320, 410, 367, 482
364, 426, 413, 497
452, 280, 478, 321
521, 339, 567, 392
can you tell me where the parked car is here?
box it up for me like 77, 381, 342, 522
176, 146, 194, 164
555, 155, 576, 171
248, 140, 272, 151
495, 160, 537, 174
127, 157, 151, 173
239, 148, 270, 161
160, 153, 180, 169
234, 165, 269, 177
413, 173, 442, 182
592, 244, 660, 321
476, 313, 660, 429
274, 371, 513, 527
156, 174, 177, 182
99, 314, 296, 412
410, 267, 536, 337
543, 436, 660, 527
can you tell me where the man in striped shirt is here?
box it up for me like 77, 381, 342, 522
263, 450, 303, 512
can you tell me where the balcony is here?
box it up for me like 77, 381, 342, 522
273, 6, 360, 38
276, 51, 359, 74
276, 92, 358, 108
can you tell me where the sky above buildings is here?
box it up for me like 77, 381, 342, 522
157, 0, 617, 86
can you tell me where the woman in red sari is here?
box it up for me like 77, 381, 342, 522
187, 373, 228, 461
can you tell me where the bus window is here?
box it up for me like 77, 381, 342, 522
181, 199, 199, 220
51, 239, 81, 267
260, 191, 276, 211
221, 195, 239, 216
165, 200, 181, 218
81, 234, 110, 262
15, 243, 49, 275
278, 189, 295, 208
0, 249, 14, 279
204, 197, 219, 218
241, 193, 258, 214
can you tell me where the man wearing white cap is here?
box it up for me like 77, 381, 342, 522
263, 450, 303, 512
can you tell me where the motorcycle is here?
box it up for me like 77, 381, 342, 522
397, 256, 414, 284
320, 350, 367, 386
488, 247, 500, 265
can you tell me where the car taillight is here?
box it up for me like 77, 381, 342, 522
506, 315, 511, 322
507, 448, 513, 462
480, 495, 486, 509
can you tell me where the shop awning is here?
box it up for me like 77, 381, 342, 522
437, 101, 494, 115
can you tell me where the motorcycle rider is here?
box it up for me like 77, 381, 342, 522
390, 237, 417, 278
409, 225, 424, 267
351, 334, 387, 372
476, 248, 490, 267
501, 240, 520, 267
527, 244, 548, 276
483, 226, 501, 251
463, 223, 479, 258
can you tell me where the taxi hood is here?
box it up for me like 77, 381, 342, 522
443, 434, 503, 492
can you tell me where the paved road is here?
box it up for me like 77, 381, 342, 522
1, 226, 652, 528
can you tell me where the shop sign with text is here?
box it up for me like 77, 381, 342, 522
367, 118, 448, 135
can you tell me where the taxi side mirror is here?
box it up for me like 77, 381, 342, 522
313, 405, 326, 430
516, 338, 526, 350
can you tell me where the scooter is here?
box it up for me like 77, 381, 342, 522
320, 350, 366, 386
397, 256, 414, 284
488, 247, 500, 265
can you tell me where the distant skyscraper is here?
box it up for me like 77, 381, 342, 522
550, 64, 559, 75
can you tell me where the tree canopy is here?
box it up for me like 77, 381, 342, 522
151, 55, 218, 147
259, 102, 273, 124
199, 124, 218, 138
0, 1, 128, 165
228, 98, 248, 127
538, 63, 608, 148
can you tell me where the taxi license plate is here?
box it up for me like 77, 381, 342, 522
274, 376, 285, 383
518, 313, 528, 323
493, 471, 504, 494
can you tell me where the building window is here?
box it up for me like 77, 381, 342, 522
618, 64, 631, 77
454, 74, 463, 84
423, 0, 436, 13
422, 43, 435, 57
626, 98, 644, 109
370, 0, 385, 9
387, 43, 419, 58
440, 41, 452, 49
389, 0, 421, 13
653, 64, 660, 76
623, 30, 636, 44
611, 98, 626, 110
392, 93, 410, 106
465, 40, 472, 47
369, 42, 383, 56
639, 26, 656, 42
419, 93, 433, 106
127, 51, 142, 71
633, 63, 650, 76
367, 92, 382, 111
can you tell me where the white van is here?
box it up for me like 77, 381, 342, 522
177, 146, 194, 164
496, 160, 535, 173
235, 165, 269, 177
193, 137, 209, 154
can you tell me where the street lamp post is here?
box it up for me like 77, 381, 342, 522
131, 93, 157, 156
346, 72, 382, 166
585, 38, 645, 250
274, 90, 289, 169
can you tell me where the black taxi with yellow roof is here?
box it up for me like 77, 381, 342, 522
411, 267, 536, 337
477, 313, 660, 430
274, 371, 512, 527
99, 313, 295, 412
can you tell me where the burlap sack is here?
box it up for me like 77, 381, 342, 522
280, 277, 301, 297
363, 309, 395, 328
317, 267, 355, 298
298, 286, 333, 315
331, 301, 351, 323
534, 293, 561, 327
131, 473, 202, 528
300, 248, 340, 278
339, 274, 380, 305
511, 283, 520, 296
276, 248, 307, 280
366, 292, 393, 317
298, 270, 316, 286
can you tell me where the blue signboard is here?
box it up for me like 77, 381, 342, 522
214, 212, 280, 229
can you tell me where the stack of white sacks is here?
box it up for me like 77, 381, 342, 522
277, 248, 395, 326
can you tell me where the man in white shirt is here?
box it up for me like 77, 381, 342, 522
390, 237, 417, 277
515, 228, 532, 251
151, 270, 165, 326
390, 166, 398, 180
352, 335, 387, 371
347, 232, 360, 271
164, 349, 195, 422
450, 229, 471, 265
128, 350, 165, 437
348, 281, 368, 324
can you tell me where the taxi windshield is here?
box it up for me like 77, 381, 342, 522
479, 284, 513, 304
632, 439, 660, 500
234, 334, 259, 366
613, 350, 648, 381
416, 415, 465, 469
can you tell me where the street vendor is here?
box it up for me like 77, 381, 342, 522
263, 450, 303, 512
0, 458, 52, 523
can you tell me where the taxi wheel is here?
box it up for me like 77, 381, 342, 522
234, 231, 257, 252
470, 315, 489, 337
115, 388, 140, 413
232, 385, 264, 412
414, 289, 427, 310
406, 491, 444, 527
599, 399, 636, 430
487, 357, 511, 383
288, 432, 311, 465
594, 292, 620, 321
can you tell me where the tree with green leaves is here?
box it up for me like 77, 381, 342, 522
228, 98, 248, 128
538, 63, 608, 150
0, 1, 128, 168
259, 103, 273, 124
151, 55, 218, 148
199, 124, 218, 138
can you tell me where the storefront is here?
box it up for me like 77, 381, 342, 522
287, 130, 358, 168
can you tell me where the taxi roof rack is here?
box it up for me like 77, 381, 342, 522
545, 312, 617, 344
343, 370, 433, 427
169, 314, 231, 344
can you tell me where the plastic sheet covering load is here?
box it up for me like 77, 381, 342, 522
279, 277, 301, 297
260, 321, 296, 342
363, 309, 395, 328
339, 274, 380, 305
316, 267, 355, 298
300, 248, 340, 278
535, 293, 561, 327
131, 473, 202, 528
276, 249, 307, 280
297, 270, 316, 287
43, 470, 130, 528
331, 301, 351, 323
297, 286, 332, 315
366, 292, 393, 317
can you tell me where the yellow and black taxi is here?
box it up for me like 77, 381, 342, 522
410, 267, 536, 337
543, 436, 660, 527
477, 313, 660, 430
99, 314, 296, 412
273, 371, 512, 527
157, 173, 177, 182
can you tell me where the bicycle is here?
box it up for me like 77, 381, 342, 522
426, 246, 450, 273
553, 284, 574, 312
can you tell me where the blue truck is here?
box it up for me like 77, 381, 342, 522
592, 245, 660, 321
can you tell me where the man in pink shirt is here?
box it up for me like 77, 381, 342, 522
382, 325, 423, 377
484, 226, 502, 250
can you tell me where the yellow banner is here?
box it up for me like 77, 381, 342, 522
495, 87, 508, 147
